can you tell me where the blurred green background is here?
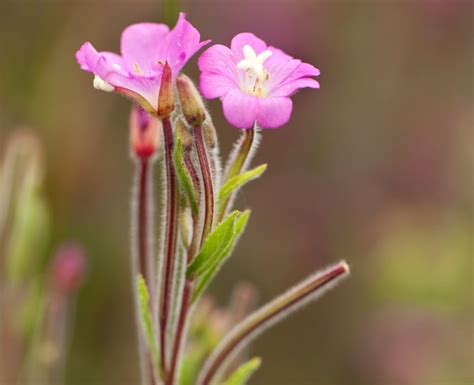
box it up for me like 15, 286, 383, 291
0, 1, 472, 384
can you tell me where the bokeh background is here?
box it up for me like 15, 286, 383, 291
1, 1, 473, 384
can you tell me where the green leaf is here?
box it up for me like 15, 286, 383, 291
137, 275, 160, 370
221, 357, 261, 385
193, 210, 251, 301
219, 164, 267, 203
174, 138, 199, 214
186, 211, 241, 278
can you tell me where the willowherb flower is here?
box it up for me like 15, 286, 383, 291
198, 33, 320, 129
76, 13, 209, 113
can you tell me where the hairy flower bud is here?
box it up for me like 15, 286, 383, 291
203, 115, 218, 150
157, 62, 175, 118
175, 117, 193, 151
130, 106, 161, 159
177, 74, 206, 127
50, 243, 86, 294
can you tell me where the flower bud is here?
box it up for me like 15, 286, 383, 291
175, 117, 193, 151
157, 61, 175, 118
176, 74, 206, 127
203, 114, 218, 150
130, 106, 161, 159
50, 243, 86, 294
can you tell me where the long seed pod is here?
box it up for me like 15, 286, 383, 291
197, 261, 350, 385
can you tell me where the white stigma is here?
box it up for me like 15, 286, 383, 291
93, 75, 114, 92
237, 45, 272, 79
237, 45, 272, 97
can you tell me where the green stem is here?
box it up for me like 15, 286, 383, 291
197, 261, 350, 385
219, 126, 257, 222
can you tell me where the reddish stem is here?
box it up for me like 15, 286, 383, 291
198, 262, 349, 385
166, 280, 193, 385
159, 117, 179, 373
167, 124, 215, 384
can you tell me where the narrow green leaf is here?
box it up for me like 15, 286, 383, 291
193, 210, 251, 301
219, 164, 267, 203
221, 357, 261, 385
186, 211, 240, 278
174, 138, 199, 214
137, 275, 159, 370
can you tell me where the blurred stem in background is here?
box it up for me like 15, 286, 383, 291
163, 0, 181, 25
0, 130, 86, 385
0, 131, 50, 384
26, 244, 86, 385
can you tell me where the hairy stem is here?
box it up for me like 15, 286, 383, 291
167, 124, 216, 384
219, 126, 257, 222
159, 117, 179, 373
166, 280, 193, 385
137, 159, 154, 300
194, 125, 215, 245
183, 150, 201, 263
133, 158, 156, 385
197, 261, 350, 385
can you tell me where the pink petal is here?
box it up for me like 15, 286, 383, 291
198, 44, 238, 77
230, 33, 268, 59
76, 43, 128, 78
265, 48, 320, 97
265, 49, 302, 85
222, 90, 258, 129
100, 52, 128, 75
158, 12, 210, 73
198, 44, 240, 98
200, 72, 237, 99
271, 78, 320, 98
76, 42, 99, 72
103, 68, 161, 110
256, 97, 293, 129
121, 23, 170, 76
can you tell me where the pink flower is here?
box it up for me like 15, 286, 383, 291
198, 33, 320, 129
76, 13, 209, 112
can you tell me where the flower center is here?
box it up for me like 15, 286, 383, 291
237, 45, 272, 97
